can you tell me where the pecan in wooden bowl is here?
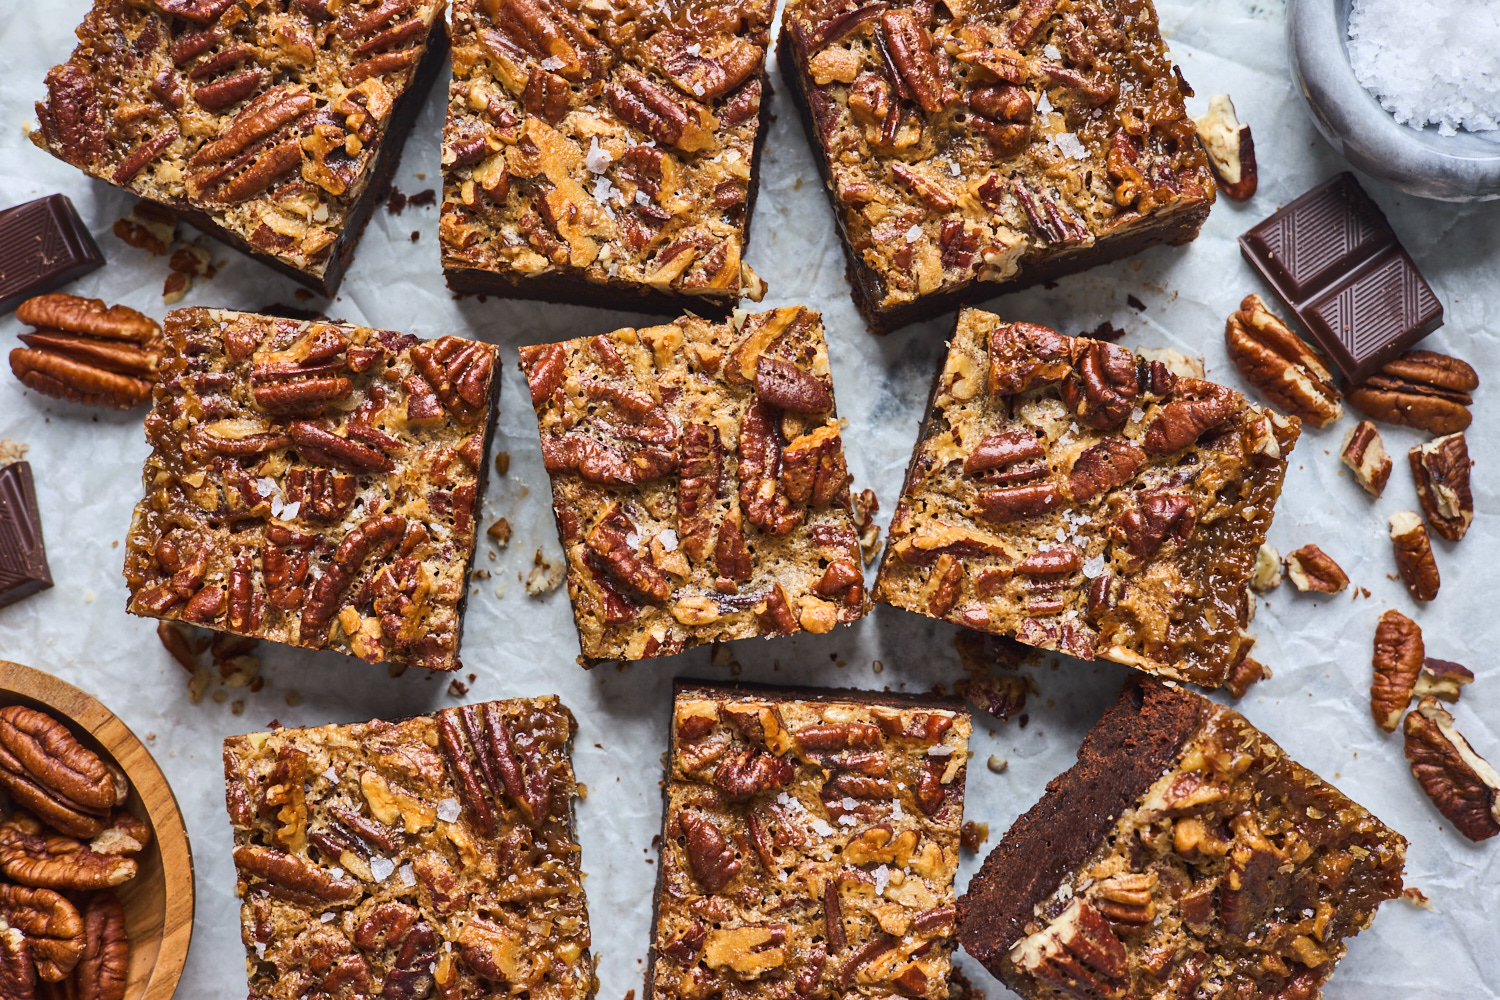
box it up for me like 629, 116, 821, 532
0, 659, 192, 1000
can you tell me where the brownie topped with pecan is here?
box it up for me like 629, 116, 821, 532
519, 307, 866, 664
779, 0, 1215, 332
31, 0, 448, 295
959, 677, 1406, 1000
874, 308, 1300, 689
440, 0, 772, 313
223, 697, 594, 1000
123, 308, 498, 672
649, 680, 971, 1000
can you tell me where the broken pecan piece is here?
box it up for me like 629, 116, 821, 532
1284, 544, 1348, 595
1193, 95, 1257, 200
1224, 294, 1340, 427
781, 423, 850, 506
1409, 432, 1473, 541
1404, 697, 1500, 841
988, 321, 1073, 395
1414, 658, 1474, 702
1371, 609, 1424, 732
1347, 350, 1477, 435
1340, 420, 1392, 497
1011, 898, 1128, 999
1390, 511, 1440, 602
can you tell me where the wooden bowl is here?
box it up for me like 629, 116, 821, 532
0, 659, 194, 1000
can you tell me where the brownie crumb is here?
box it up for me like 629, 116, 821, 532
1127, 294, 1148, 311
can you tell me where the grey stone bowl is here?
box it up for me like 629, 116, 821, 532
1288, 0, 1500, 202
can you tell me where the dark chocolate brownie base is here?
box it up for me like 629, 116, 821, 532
957, 677, 1203, 970
776, 33, 1211, 336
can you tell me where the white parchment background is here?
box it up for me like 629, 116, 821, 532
1, 1, 1497, 997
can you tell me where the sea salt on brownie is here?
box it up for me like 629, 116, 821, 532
779, 0, 1215, 332
959, 677, 1405, 1000
519, 307, 866, 664
31, 0, 448, 295
123, 308, 498, 671
649, 680, 971, 1000
223, 697, 594, 999
440, 0, 772, 312
874, 308, 1299, 689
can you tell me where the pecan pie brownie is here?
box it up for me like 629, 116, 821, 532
31, 0, 448, 296
440, 0, 772, 313
123, 308, 498, 672
223, 697, 594, 1000
519, 307, 866, 664
873, 308, 1300, 689
959, 677, 1406, 1000
649, 680, 971, 1000
779, 0, 1215, 332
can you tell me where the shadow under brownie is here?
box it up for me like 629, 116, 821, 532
958, 676, 1406, 1000
440, 0, 773, 314
874, 308, 1300, 689
778, 0, 1215, 333
31, 0, 448, 296
648, 679, 971, 1000
123, 308, 498, 672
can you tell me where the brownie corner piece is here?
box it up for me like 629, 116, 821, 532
439, 0, 773, 313
959, 677, 1406, 1000
777, 0, 1215, 332
223, 696, 594, 1000
649, 680, 971, 1000
31, 1, 448, 296
874, 307, 1299, 689
520, 307, 867, 663
123, 308, 499, 671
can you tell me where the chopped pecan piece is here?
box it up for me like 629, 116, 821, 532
1010, 898, 1128, 1000
1225, 294, 1340, 427
1390, 511, 1440, 602
1141, 380, 1239, 455
1248, 544, 1282, 592
1404, 697, 1500, 841
1284, 544, 1348, 595
1371, 609, 1424, 732
988, 322, 1074, 395
1414, 657, 1474, 702
1409, 433, 1473, 541
1340, 420, 1392, 497
1193, 95, 1257, 200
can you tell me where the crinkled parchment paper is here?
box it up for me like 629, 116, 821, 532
1, 1, 1497, 996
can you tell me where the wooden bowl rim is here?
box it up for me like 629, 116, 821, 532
0, 658, 195, 1000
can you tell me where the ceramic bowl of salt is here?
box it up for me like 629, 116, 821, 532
1288, 0, 1500, 201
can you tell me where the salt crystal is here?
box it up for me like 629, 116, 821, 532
281, 501, 300, 520
658, 528, 679, 551
1082, 554, 1107, 578
269, 498, 285, 518
692, 83, 705, 97
592, 175, 615, 205
585, 138, 612, 174
687, 43, 701, 56
1037, 91, 1052, 115
635, 189, 652, 206
1053, 132, 1087, 160
255, 942, 267, 958
320, 912, 335, 923
811, 818, 835, 837
836, 814, 858, 826
841, 797, 859, 811
625, 530, 641, 550
949, 161, 961, 176
257, 477, 276, 496
370, 856, 395, 882
905, 225, 922, 242
873, 865, 891, 893
437, 797, 461, 822
927, 745, 954, 757
397, 863, 416, 887
328, 867, 344, 880
320, 766, 338, 783
890, 797, 905, 819
1044, 44, 1062, 59
1348, 0, 1500, 135
541, 55, 564, 71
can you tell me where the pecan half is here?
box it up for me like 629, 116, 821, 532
288, 421, 393, 473
67, 891, 129, 1000
988, 322, 1074, 395
1415, 658, 1474, 702
586, 506, 672, 603
1193, 95, 1257, 200
1011, 898, 1128, 1000
756, 356, 832, 414
1116, 493, 1194, 559
436, 702, 555, 834
0, 814, 137, 891
0, 884, 83, 983
605, 69, 714, 151
975, 482, 1060, 523
1340, 420, 1392, 497
1059, 341, 1138, 430
409, 337, 495, 425
781, 423, 849, 506
0, 921, 31, 1000
967, 83, 1032, 155
1347, 350, 1477, 435
1371, 609, 1424, 732
1284, 544, 1347, 595
712, 746, 793, 798
1409, 433, 1473, 541
966, 429, 1047, 483
739, 401, 802, 535
232, 844, 360, 906
1224, 294, 1340, 427
0, 707, 124, 837
1142, 379, 1239, 455
1067, 438, 1144, 501
1390, 511, 1439, 602
878, 10, 956, 114
1404, 697, 1500, 841
680, 810, 740, 892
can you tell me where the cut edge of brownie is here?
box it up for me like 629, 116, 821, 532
448, 343, 503, 672
775, 34, 1212, 336
644, 678, 971, 999
956, 676, 1202, 972
442, 71, 775, 320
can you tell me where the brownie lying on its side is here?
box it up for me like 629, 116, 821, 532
649, 680, 971, 1000
959, 678, 1406, 1000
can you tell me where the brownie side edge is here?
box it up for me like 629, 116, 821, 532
444, 265, 736, 320
672, 677, 968, 714
957, 677, 1203, 977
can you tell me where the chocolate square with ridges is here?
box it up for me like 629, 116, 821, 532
0, 195, 104, 313
0, 462, 54, 609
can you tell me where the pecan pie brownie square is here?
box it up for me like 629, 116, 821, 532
123, 308, 499, 672
440, 0, 773, 313
32, 0, 448, 296
223, 697, 595, 1000
779, 0, 1216, 333
519, 307, 867, 664
959, 677, 1406, 1000
649, 680, 971, 1000
873, 307, 1300, 689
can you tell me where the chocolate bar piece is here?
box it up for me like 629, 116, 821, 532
0, 195, 104, 313
1239, 173, 1442, 383
0, 462, 53, 609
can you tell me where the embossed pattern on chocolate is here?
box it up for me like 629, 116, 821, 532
223, 697, 594, 1000
122, 308, 498, 672
874, 308, 1300, 689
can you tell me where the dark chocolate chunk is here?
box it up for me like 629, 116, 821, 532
0, 461, 53, 609
0, 195, 104, 314
1239, 173, 1442, 383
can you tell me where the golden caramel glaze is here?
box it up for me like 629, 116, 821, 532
123, 308, 498, 671
780, 0, 1215, 319
1003, 700, 1405, 1000
31, 0, 446, 286
519, 307, 866, 664
874, 308, 1300, 688
652, 684, 971, 1000
223, 697, 594, 1000
439, 0, 772, 304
